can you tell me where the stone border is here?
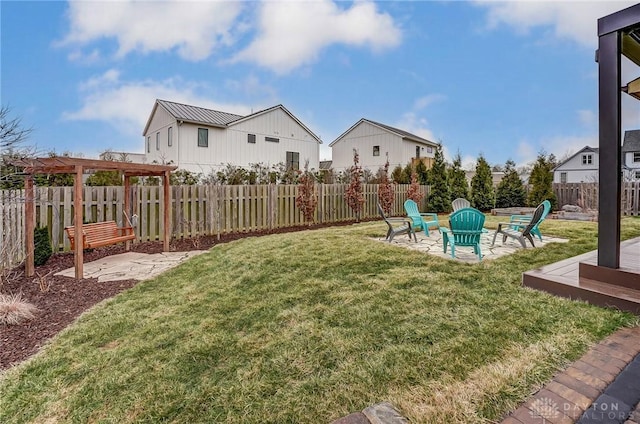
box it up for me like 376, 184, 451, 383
501, 327, 640, 424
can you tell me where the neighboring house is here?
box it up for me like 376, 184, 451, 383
142, 99, 321, 174
99, 151, 146, 163
553, 146, 600, 183
329, 118, 439, 173
622, 130, 640, 180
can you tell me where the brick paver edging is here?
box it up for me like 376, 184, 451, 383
501, 326, 640, 424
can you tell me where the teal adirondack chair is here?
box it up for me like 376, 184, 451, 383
440, 207, 486, 260
509, 200, 551, 242
403, 199, 439, 236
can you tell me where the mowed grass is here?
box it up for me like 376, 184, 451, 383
1, 217, 639, 423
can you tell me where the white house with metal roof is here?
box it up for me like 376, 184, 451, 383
553, 146, 600, 183
142, 99, 321, 174
622, 130, 640, 180
329, 119, 439, 173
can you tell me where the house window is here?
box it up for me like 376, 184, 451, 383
248, 134, 256, 144
156, 132, 160, 150
286, 151, 299, 171
634, 152, 640, 162
147, 136, 150, 153
265, 136, 279, 143
168, 127, 172, 147
427, 146, 433, 153
416, 146, 420, 159
636, 170, 640, 179
560, 172, 567, 183
198, 128, 208, 147
373, 146, 380, 156
582, 154, 592, 165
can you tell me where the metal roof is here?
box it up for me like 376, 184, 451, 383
157, 99, 243, 127
329, 118, 438, 147
623, 129, 640, 152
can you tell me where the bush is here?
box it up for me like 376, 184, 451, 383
0, 293, 38, 325
34, 226, 52, 266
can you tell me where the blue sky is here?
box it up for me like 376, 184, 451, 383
3, 0, 640, 169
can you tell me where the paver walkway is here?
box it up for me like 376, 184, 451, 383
55, 250, 207, 282
501, 326, 640, 424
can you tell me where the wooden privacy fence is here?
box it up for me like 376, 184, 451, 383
553, 182, 640, 216
0, 183, 428, 269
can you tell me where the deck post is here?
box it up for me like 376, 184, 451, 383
597, 25, 622, 268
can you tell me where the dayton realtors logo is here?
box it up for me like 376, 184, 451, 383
529, 397, 560, 423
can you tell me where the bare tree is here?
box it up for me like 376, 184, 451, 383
1, 105, 33, 151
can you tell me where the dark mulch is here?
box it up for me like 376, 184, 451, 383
0, 220, 371, 370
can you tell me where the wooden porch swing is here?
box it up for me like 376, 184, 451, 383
12, 157, 176, 280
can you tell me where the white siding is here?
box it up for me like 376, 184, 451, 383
553, 151, 599, 183
144, 105, 178, 166
331, 121, 435, 173
163, 107, 319, 175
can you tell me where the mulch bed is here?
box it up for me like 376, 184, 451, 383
0, 220, 372, 370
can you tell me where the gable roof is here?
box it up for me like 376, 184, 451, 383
553, 146, 599, 171
227, 104, 321, 143
329, 118, 438, 147
623, 129, 640, 152
143, 100, 321, 143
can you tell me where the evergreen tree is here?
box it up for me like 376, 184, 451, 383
495, 159, 526, 208
470, 154, 495, 211
527, 152, 557, 210
391, 165, 405, 184
427, 145, 450, 213
448, 152, 469, 201
415, 160, 430, 185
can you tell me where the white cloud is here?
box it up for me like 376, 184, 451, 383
59, 1, 244, 61
413, 94, 446, 111
577, 109, 596, 127
394, 112, 436, 143
474, 1, 637, 48
231, 0, 402, 74
62, 70, 253, 139
515, 134, 598, 167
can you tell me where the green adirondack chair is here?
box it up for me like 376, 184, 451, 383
508, 200, 551, 242
403, 199, 439, 236
440, 207, 486, 260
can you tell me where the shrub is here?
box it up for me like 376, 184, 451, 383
34, 226, 52, 266
0, 293, 38, 325
406, 169, 425, 204
345, 149, 365, 222
377, 156, 395, 214
295, 161, 317, 225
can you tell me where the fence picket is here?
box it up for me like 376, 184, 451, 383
3, 182, 639, 269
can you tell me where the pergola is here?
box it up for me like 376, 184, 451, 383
12, 157, 177, 280
596, 4, 640, 270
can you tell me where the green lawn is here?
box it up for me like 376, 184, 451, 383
1, 217, 640, 423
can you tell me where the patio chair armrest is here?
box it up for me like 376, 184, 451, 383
420, 213, 438, 220
439, 227, 450, 234
510, 214, 532, 223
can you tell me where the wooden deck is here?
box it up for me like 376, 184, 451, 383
523, 237, 640, 314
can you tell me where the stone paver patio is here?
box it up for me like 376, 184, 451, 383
55, 251, 207, 282
373, 229, 568, 262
